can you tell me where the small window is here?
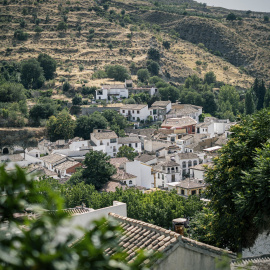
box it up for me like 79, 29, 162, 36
168, 168, 170, 173
122, 110, 125, 113
162, 175, 164, 180
188, 160, 192, 167
110, 138, 117, 143
191, 190, 196, 195
129, 180, 132, 185
107, 142, 109, 146
193, 160, 197, 166
132, 110, 134, 113
176, 167, 178, 172
133, 117, 135, 120
135, 143, 138, 147
129, 144, 132, 147
137, 110, 139, 114
158, 173, 160, 179
182, 161, 186, 168
181, 189, 185, 195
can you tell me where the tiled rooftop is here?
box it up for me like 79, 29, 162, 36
135, 154, 156, 163
118, 137, 141, 144
54, 160, 81, 171
107, 213, 180, 263
40, 153, 66, 163
161, 117, 197, 128
177, 152, 199, 160
92, 130, 118, 140
151, 101, 171, 107
121, 104, 148, 110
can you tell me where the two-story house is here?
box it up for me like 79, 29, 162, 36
149, 101, 172, 121
90, 129, 118, 157
120, 104, 150, 122
96, 84, 129, 101
118, 136, 142, 153
153, 160, 182, 188
173, 152, 199, 178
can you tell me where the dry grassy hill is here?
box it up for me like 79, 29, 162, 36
0, 0, 269, 96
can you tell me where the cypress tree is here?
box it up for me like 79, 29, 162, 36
257, 80, 266, 110
245, 90, 255, 115
264, 88, 270, 108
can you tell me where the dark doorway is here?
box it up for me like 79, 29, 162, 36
3, 148, 9, 154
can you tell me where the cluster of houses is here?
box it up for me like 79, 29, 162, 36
1, 99, 235, 197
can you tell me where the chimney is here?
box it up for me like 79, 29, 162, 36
172, 218, 187, 236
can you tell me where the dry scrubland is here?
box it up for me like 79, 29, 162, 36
0, 0, 269, 100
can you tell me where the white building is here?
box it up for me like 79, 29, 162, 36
149, 101, 172, 121
95, 84, 128, 101
118, 136, 142, 153
39, 153, 67, 171
90, 129, 118, 157
120, 104, 150, 122
125, 160, 154, 189
153, 160, 182, 188
172, 152, 199, 178
25, 148, 41, 158
167, 104, 202, 122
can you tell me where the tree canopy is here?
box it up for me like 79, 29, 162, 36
37, 53, 57, 80
204, 109, 270, 252
69, 150, 116, 190
21, 58, 45, 89
117, 145, 138, 161
105, 65, 130, 82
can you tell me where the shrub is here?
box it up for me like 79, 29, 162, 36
147, 48, 160, 62
63, 81, 71, 92
79, 64, 84, 71
14, 30, 28, 40
226, 13, 237, 21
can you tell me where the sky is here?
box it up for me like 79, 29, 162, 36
195, 0, 270, 12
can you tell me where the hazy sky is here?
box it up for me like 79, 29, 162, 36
196, 0, 270, 12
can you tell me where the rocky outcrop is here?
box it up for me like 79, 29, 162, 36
0, 127, 46, 149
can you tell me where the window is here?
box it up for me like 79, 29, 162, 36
107, 142, 109, 146
122, 110, 125, 113
129, 180, 132, 185
110, 138, 117, 143
135, 143, 138, 147
191, 190, 196, 195
188, 160, 192, 167
113, 146, 116, 152
100, 141, 103, 145
162, 175, 164, 180
133, 117, 135, 120
168, 168, 170, 173
172, 175, 175, 182
193, 160, 197, 166
158, 173, 160, 179
181, 189, 185, 195
129, 144, 132, 147
137, 110, 139, 114
162, 166, 165, 171
176, 167, 178, 172
182, 161, 186, 168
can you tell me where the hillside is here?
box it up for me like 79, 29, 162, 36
0, 0, 269, 94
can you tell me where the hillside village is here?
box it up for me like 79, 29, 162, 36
1, 0, 270, 269
0, 79, 235, 196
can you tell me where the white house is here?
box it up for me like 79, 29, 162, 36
125, 160, 154, 189
167, 104, 202, 122
25, 148, 41, 158
120, 104, 150, 122
172, 152, 199, 178
118, 136, 142, 153
91, 129, 118, 157
95, 84, 128, 101
189, 163, 212, 180
39, 153, 67, 171
153, 160, 182, 188
149, 101, 172, 121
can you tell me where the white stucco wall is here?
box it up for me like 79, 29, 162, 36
57, 201, 127, 241
69, 141, 89, 151
125, 160, 154, 189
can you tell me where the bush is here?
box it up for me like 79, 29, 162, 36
14, 30, 28, 40
34, 26, 43, 34
226, 13, 237, 21
105, 65, 130, 82
57, 21, 67, 32
19, 19, 26, 28
72, 94, 83, 105
162, 41, 170, 50
147, 48, 160, 62
37, 53, 57, 80
63, 81, 71, 92
79, 64, 84, 71
137, 69, 150, 83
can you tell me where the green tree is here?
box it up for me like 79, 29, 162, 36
147, 48, 160, 62
117, 145, 138, 161
264, 88, 270, 108
105, 65, 130, 82
29, 103, 56, 126
202, 91, 217, 115
0, 82, 26, 102
205, 109, 270, 252
147, 60, 159, 76
245, 90, 255, 115
21, 58, 45, 89
14, 29, 28, 40
137, 68, 150, 83
37, 53, 57, 80
63, 81, 71, 92
72, 94, 83, 105
159, 86, 179, 103
204, 71, 216, 84
0, 166, 155, 270
69, 151, 116, 190
264, 15, 269, 22
162, 40, 170, 50
47, 110, 75, 141
57, 21, 68, 32
74, 112, 108, 139
226, 13, 237, 20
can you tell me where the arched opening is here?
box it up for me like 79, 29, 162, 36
3, 148, 9, 155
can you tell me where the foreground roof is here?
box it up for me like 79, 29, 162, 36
40, 153, 66, 163
107, 213, 180, 263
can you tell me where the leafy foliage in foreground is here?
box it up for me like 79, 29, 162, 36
203, 109, 270, 252
0, 166, 158, 270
